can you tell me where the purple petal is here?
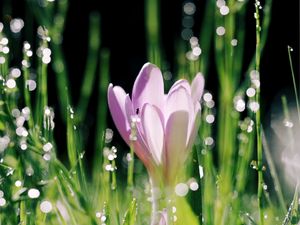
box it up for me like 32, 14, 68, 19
165, 86, 194, 133
163, 111, 189, 185
191, 73, 205, 104
107, 84, 131, 144
132, 63, 164, 112
168, 79, 191, 95
141, 104, 165, 165
186, 107, 201, 151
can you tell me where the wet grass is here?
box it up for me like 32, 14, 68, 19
0, 0, 299, 224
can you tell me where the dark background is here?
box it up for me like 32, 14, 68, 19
0, 0, 299, 160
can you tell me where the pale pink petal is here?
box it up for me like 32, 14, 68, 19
169, 79, 191, 95
107, 84, 131, 144
163, 111, 189, 185
132, 63, 164, 112
165, 87, 194, 137
123, 95, 156, 170
186, 106, 201, 151
191, 73, 205, 104
141, 104, 165, 165
166, 87, 193, 117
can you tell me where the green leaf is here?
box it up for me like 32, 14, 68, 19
175, 197, 199, 225
122, 198, 137, 225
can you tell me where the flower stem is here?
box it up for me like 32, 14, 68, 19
150, 180, 172, 225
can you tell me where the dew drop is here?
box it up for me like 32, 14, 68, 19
10, 18, 24, 33
15, 180, 22, 187
203, 93, 213, 102
216, 26, 226, 36
40, 200, 52, 213
189, 181, 199, 191
28, 188, 40, 199
175, 183, 189, 197
6, 79, 16, 89
246, 87, 256, 97
183, 2, 196, 15
231, 39, 238, 46
0, 198, 6, 207
43, 142, 53, 152
220, 6, 230, 15
206, 114, 215, 124
11, 68, 21, 78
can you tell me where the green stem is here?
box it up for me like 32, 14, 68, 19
254, 2, 264, 225
287, 46, 300, 124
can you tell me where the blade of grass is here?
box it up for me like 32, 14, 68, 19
77, 12, 101, 121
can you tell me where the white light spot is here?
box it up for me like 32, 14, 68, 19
216, 26, 226, 36
15, 180, 22, 187
28, 188, 40, 199
20, 143, 27, 150
217, 0, 226, 8
283, 119, 293, 128
12, 109, 21, 118
16, 116, 25, 127
203, 93, 213, 102
26, 80, 37, 91
0, 57, 5, 64
189, 36, 198, 46
0, 190, 3, 198
42, 56, 51, 64
11, 68, 21, 78
199, 166, 204, 179
249, 101, 260, 112
22, 107, 30, 116
0, 198, 6, 207
96, 212, 101, 218
192, 46, 202, 56
231, 39, 238, 46
44, 108, 51, 116
40, 201, 52, 213
10, 18, 24, 33
183, 2, 196, 15
246, 87, 256, 97
16, 127, 26, 136
235, 99, 246, 112
0, 38, 8, 45
42, 48, 51, 56
204, 137, 214, 146
101, 215, 107, 222
206, 114, 215, 124
43, 142, 53, 152
105, 128, 114, 143
189, 181, 199, 191
6, 79, 16, 89
43, 153, 51, 161
220, 6, 230, 15
175, 183, 189, 197
2, 46, 9, 54
26, 50, 33, 57
24, 42, 31, 50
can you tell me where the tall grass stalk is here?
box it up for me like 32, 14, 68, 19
254, 2, 264, 225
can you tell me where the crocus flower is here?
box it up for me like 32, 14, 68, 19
107, 63, 204, 186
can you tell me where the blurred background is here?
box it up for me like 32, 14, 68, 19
0, 0, 299, 164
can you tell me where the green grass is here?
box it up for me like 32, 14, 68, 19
0, 0, 299, 225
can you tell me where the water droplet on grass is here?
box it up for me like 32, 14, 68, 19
175, 183, 189, 197
28, 188, 40, 199
40, 200, 52, 213
216, 26, 226, 36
